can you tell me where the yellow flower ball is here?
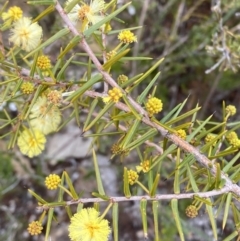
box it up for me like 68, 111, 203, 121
68, 208, 111, 241
45, 174, 61, 190
2, 6, 23, 23
9, 17, 42, 52
118, 30, 137, 44
27, 221, 43, 236
21, 81, 34, 94
145, 97, 163, 116
37, 55, 51, 70
225, 105, 236, 116
127, 169, 139, 185
29, 96, 61, 135
17, 129, 46, 158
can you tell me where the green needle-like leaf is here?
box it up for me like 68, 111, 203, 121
112, 203, 119, 241
222, 231, 238, 241
222, 193, 232, 230
84, 2, 132, 37
45, 208, 54, 241
171, 199, 185, 241
137, 72, 161, 104
129, 58, 164, 91
125, 128, 158, 150
102, 49, 130, 70
187, 164, 199, 192
56, 55, 75, 80
64, 171, 79, 200
165, 107, 201, 126
92, 148, 105, 195
27, 0, 54, 5
152, 201, 159, 241
32, 5, 54, 22
65, 73, 103, 102
83, 101, 115, 132
123, 167, 131, 198
83, 98, 99, 130
150, 174, 160, 197
205, 198, 218, 240
140, 199, 148, 239
120, 119, 141, 149
174, 148, 181, 194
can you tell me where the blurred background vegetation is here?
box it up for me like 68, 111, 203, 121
1, 0, 240, 240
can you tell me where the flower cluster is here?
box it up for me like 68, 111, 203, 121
45, 174, 61, 190
103, 87, 123, 103
47, 90, 62, 105
225, 105, 236, 116
185, 205, 198, 218
226, 131, 240, 148
21, 81, 34, 94
111, 143, 123, 155
226, 131, 238, 141
68, 208, 111, 241
66, 0, 105, 31
176, 129, 187, 140
29, 96, 61, 135
17, 95, 62, 157
117, 74, 128, 84
205, 133, 216, 145
118, 30, 137, 44
145, 97, 163, 116
37, 55, 51, 70
127, 169, 139, 185
17, 129, 46, 158
27, 221, 43, 236
106, 50, 116, 61
229, 138, 240, 148
2, 6, 22, 24
9, 17, 42, 52
136, 160, 150, 173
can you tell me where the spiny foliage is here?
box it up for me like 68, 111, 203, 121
1, 1, 240, 241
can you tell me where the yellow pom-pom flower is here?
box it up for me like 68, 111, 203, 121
136, 160, 150, 173
21, 81, 34, 94
103, 87, 123, 103
127, 169, 139, 185
2, 6, 23, 23
176, 129, 187, 140
118, 30, 137, 44
47, 90, 62, 105
66, 0, 105, 31
117, 74, 128, 84
27, 221, 43, 236
37, 55, 51, 70
226, 131, 238, 142
229, 138, 240, 148
225, 105, 236, 116
111, 143, 123, 155
45, 174, 61, 190
29, 96, 61, 135
145, 97, 163, 116
68, 208, 111, 241
185, 205, 198, 218
9, 17, 42, 52
205, 133, 217, 145
106, 50, 116, 61
17, 129, 46, 158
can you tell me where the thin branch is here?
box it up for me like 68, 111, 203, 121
65, 187, 229, 205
